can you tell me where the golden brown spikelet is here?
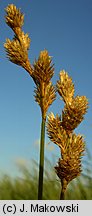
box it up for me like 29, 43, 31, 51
55, 158, 81, 184
55, 133, 85, 184
34, 82, 56, 119
4, 38, 28, 64
57, 70, 75, 105
62, 95, 88, 132
4, 4, 32, 76
33, 50, 54, 85
33, 50, 56, 119
47, 112, 85, 155
47, 113, 68, 153
4, 38, 32, 74
5, 4, 24, 30
5, 4, 31, 50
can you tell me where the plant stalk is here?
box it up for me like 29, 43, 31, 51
38, 116, 45, 200
60, 179, 67, 200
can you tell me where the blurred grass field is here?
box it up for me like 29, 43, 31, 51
0, 151, 92, 200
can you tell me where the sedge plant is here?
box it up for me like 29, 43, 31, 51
4, 4, 56, 200
4, 4, 88, 200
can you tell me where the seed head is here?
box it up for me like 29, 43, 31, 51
5, 4, 24, 30
55, 134, 85, 184
33, 50, 54, 85
33, 50, 56, 119
4, 4, 32, 76
4, 38, 32, 75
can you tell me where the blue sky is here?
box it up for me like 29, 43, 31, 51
0, 0, 92, 176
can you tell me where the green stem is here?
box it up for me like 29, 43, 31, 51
38, 116, 45, 200
60, 179, 67, 200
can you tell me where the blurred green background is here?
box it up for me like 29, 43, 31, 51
0, 149, 92, 200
